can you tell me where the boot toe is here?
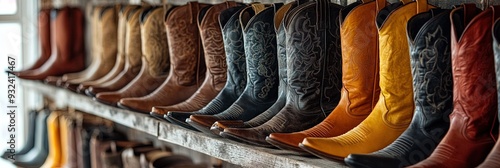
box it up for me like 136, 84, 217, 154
221, 128, 273, 147
165, 112, 197, 130
94, 92, 121, 106
214, 120, 246, 129
118, 98, 151, 113
267, 132, 308, 152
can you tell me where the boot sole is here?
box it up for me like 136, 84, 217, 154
185, 119, 221, 138
92, 97, 118, 107
298, 143, 346, 162
164, 114, 200, 131
265, 137, 312, 156
219, 131, 276, 148
117, 103, 149, 114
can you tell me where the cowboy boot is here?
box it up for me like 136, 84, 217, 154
218, 0, 343, 147
477, 17, 500, 168
12, 110, 49, 168
212, 1, 297, 135
117, 2, 209, 113
11, 9, 51, 74
264, 0, 380, 153
86, 6, 146, 95
150, 2, 239, 118
94, 6, 171, 106
165, 5, 247, 130
79, 5, 139, 94
63, 6, 118, 92
15, 7, 85, 80
187, 4, 282, 134
345, 8, 453, 168
40, 111, 63, 168
2, 110, 37, 159
299, 0, 434, 160
409, 5, 500, 168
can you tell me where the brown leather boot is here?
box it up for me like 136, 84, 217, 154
94, 6, 171, 106
11, 8, 52, 74
409, 5, 500, 168
265, 0, 380, 154
78, 5, 139, 94
63, 6, 118, 92
150, 2, 239, 118
117, 2, 209, 113
86, 6, 145, 95
15, 7, 85, 80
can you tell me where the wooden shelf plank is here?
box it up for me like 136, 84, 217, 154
21, 79, 346, 168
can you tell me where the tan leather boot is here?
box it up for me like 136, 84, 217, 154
78, 5, 139, 94
151, 2, 239, 118
63, 6, 118, 91
117, 2, 209, 113
86, 6, 144, 95
95, 6, 171, 106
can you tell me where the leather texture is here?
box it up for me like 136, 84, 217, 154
409, 5, 500, 168
265, 0, 380, 153
13, 110, 49, 168
165, 6, 247, 130
63, 6, 118, 92
87, 6, 145, 94
187, 4, 282, 134
300, 0, 433, 160
151, 2, 239, 116
214, 1, 296, 135
11, 9, 52, 74
219, 0, 343, 147
118, 2, 209, 113
345, 8, 454, 168
15, 7, 85, 80
83, 5, 141, 95
40, 111, 62, 168
477, 17, 500, 168
95, 6, 171, 106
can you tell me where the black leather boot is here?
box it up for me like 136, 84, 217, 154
187, 4, 282, 134
221, 0, 343, 147
13, 110, 49, 168
345, 8, 454, 168
213, 2, 298, 135
2, 109, 38, 159
164, 6, 247, 130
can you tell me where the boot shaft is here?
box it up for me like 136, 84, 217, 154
450, 5, 499, 138
198, 2, 239, 91
241, 4, 280, 102
220, 6, 247, 95
165, 2, 208, 86
117, 5, 139, 65
125, 7, 143, 73
39, 9, 52, 57
141, 7, 171, 77
99, 6, 118, 65
52, 7, 85, 60
284, 0, 342, 113
275, 2, 295, 96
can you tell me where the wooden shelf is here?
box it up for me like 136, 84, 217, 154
21, 80, 346, 168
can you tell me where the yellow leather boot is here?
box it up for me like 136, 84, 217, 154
41, 111, 62, 168
300, 0, 433, 160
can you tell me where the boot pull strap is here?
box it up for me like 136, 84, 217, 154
162, 0, 168, 15
416, 0, 428, 13
316, 0, 330, 30
463, 4, 478, 26
225, 1, 236, 8
188, 2, 199, 24
376, 0, 386, 13
251, 4, 266, 14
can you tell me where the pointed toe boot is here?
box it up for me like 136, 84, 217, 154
345, 7, 453, 168
86, 6, 146, 95
220, 0, 343, 147
187, 4, 282, 134
11, 9, 51, 75
118, 2, 209, 113
165, 6, 247, 130
12, 110, 49, 168
265, 0, 379, 154
151, 2, 239, 118
299, 0, 434, 160
410, 5, 500, 168
477, 18, 500, 168
94, 6, 171, 106
16, 7, 85, 80
214, 1, 297, 135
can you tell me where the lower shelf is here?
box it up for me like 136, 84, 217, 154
21, 79, 346, 168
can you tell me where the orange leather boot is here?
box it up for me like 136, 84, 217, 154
299, 0, 433, 160
40, 111, 62, 168
265, 0, 380, 154
409, 5, 500, 168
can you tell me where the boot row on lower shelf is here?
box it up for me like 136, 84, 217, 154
11, 0, 500, 167
1, 109, 205, 168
